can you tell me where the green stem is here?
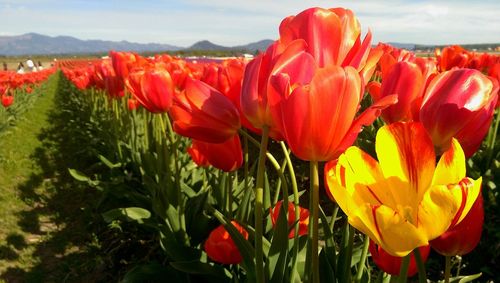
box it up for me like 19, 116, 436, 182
355, 234, 370, 282
310, 161, 320, 283
255, 126, 270, 283
280, 142, 300, 283
413, 248, 427, 283
444, 256, 451, 283
329, 204, 340, 231
227, 172, 233, 219
486, 110, 499, 169
398, 254, 411, 283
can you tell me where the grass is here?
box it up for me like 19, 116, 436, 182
0, 72, 111, 282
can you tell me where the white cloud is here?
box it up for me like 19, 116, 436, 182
0, 0, 499, 46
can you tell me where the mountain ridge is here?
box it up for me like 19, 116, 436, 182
0, 33, 274, 56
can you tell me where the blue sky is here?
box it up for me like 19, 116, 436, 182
1, 0, 499, 47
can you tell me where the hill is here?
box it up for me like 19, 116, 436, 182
0, 33, 274, 56
0, 33, 182, 56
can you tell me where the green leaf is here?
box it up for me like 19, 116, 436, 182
68, 168, 90, 182
318, 207, 336, 280
98, 154, 122, 169
102, 207, 151, 224
267, 204, 290, 283
448, 273, 482, 283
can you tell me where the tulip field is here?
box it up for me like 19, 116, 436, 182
1, 6, 500, 283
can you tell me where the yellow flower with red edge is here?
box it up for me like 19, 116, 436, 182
325, 122, 481, 257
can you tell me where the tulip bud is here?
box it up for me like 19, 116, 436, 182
1, 95, 14, 108
204, 221, 248, 265
270, 200, 309, 238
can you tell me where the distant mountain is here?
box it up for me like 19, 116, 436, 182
188, 39, 273, 52
385, 42, 417, 50
0, 33, 274, 56
188, 40, 231, 51
0, 33, 181, 56
234, 39, 274, 52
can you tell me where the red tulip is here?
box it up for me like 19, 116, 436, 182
127, 98, 139, 110
368, 62, 425, 123
171, 78, 241, 143
420, 68, 499, 157
187, 135, 243, 172
110, 50, 142, 80
279, 7, 372, 71
370, 241, 430, 277
270, 200, 309, 238
1, 95, 14, 107
431, 193, 484, 256
278, 64, 396, 161
436, 45, 470, 71
241, 39, 315, 139
204, 221, 248, 264
125, 66, 174, 113
95, 60, 124, 98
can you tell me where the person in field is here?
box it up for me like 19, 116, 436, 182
26, 58, 35, 72
38, 61, 44, 70
2, 62, 7, 71
17, 62, 25, 74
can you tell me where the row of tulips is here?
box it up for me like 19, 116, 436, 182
60, 6, 499, 282
0, 68, 56, 107
0, 68, 56, 135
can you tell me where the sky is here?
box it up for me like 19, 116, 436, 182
1, 0, 499, 47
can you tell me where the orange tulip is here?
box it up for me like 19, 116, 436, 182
279, 7, 372, 71
270, 200, 309, 239
187, 135, 243, 172
279, 64, 396, 161
204, 221, 248, 265
368, 61, 425, 123
125, 66, 174, 113
170, 78, 241, 143
95, 60, 124, 98
241, 40, 315, 139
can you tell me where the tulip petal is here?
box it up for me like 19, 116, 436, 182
417, 184, 458, 240
376, 122, 436, 205
329, 147, 396, 208
447, 177, 482, 225
334, 94, 397, 157
282, 65, 361, 161
350, 204, 428, 257
432, 138, 466, 185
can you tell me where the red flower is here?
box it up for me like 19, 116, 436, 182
279, 65, 396, 161
127, 98, 139, 111
370, 241, 430, 277
204, 221, 248, 265
420, 68, 498, 157
187, 135, 243, 172
170, 78, 241, 143
125, 66, 174, 113
270, 200, 309, 238
431, 193, 484, 256
1, 95, 14, 108
241, 40, 315, 139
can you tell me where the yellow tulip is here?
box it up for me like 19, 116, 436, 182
325, 122, 481, 257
